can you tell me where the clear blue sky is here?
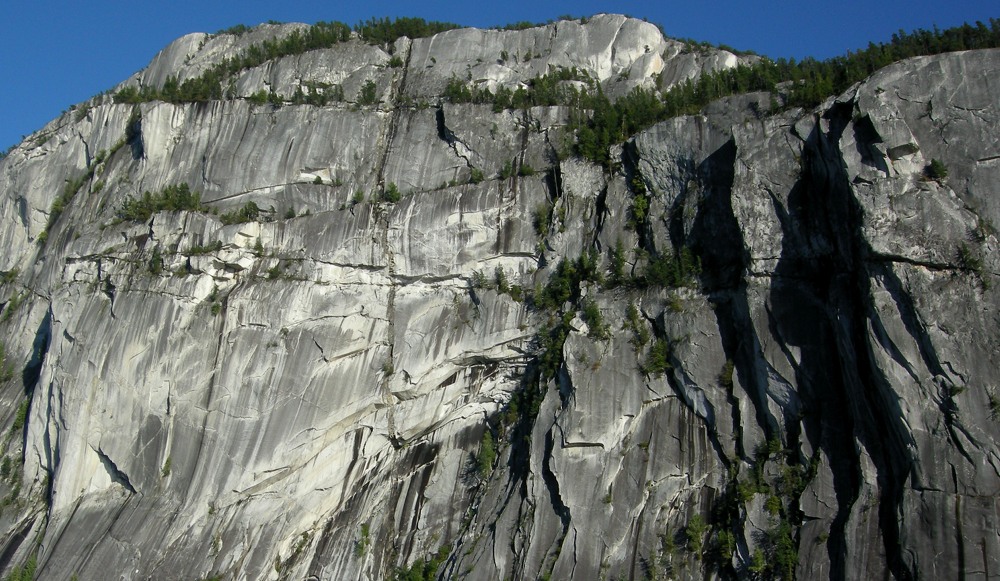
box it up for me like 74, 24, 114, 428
1, 1, 996, 150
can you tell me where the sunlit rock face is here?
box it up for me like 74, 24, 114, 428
0, 14, 998, 581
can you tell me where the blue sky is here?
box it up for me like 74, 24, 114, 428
1, 1, 996, 150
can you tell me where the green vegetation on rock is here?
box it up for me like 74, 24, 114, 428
114, 18, 459, 106
441, 19, 1000, 166
116, 183, 207, 223
220, 201, 261, 225
477, 429, 496, 477
391, 546, 450, 581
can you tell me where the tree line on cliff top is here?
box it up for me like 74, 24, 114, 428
112, 17, 1000, 166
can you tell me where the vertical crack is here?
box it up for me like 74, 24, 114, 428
182, 281, 232, 506
540, 428, 570, 576
954, 468, 966, 580
798, 104, 916, 580
379, 202, 399, 442
21, 308, 52, 463
686, 138, 779, 451
373, 41, 412, 193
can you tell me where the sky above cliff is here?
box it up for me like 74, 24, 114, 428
1, 0, 996, 151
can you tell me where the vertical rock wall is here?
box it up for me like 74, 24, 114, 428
0, 15, 996, 581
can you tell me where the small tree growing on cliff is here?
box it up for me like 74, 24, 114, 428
358, 80, 378, 105
382, 182, 401, 203
220, 201, 261, 225
685, 514, 707, 558
925, 158, 948, 181
477, 430, 496, 477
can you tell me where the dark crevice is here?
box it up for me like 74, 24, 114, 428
94, 447, 137, 494
435, 107, 456, 145
689, 139, 744, 289
591, 180, 609, 248
502, 366, 544, 485
540, 428, 570, 570
544, 162, 563, 204
126, 110, 144, 160
514, 109, 531, 190
16, 196, 29, 230
0, 516, 35, 575
42, 375, 61, 510
658, 146, 701, 257
851, 113, 890, 174
772, 116, 859, 580
677, 100, 930, 580
19, 308, 52, 466
96, 260, 117, 318
688, 138, 779, 450
621, 143, 653, 252
791, 107, 916, 580
954, 470, 966, 580
712, 292, 780, 448
555, 360, 574, 411
21, 308, 51, 399
868, 252, 957, 272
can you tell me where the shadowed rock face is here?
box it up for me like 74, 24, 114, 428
0, 15, 997, 581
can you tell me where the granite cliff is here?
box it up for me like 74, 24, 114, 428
0, 14, 998, 580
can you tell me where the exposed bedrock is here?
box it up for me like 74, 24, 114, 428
0, 16, 996, 580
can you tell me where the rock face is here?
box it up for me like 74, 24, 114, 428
0, 14, 998, 581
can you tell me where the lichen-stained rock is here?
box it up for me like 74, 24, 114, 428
0, 16, 998, 581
